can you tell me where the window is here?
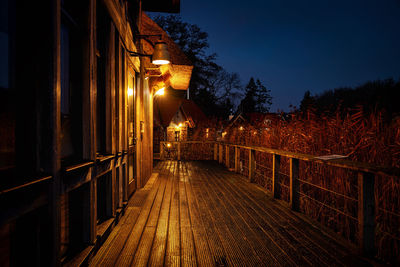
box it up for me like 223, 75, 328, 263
96, 2, 110, 154
0, 0, 15, 170
127, 72, 135, 146
60, 1, 84, 163
0, 0, 10, 89
127, 70, 136, 186
175, 131, 180, 141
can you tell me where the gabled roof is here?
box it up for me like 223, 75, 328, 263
154, 95, 184, 128
154, 95, 207, 128
226, 112, 282, 130
181, 99, 207, 125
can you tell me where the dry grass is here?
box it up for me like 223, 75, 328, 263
190, 109, 400, 264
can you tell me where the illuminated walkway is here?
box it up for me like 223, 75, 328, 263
89, 161, 368, 266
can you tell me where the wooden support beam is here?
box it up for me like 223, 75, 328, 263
90, 177, 97, 244
219, 144, 223, 164
177, 142, 181, 161
225, 145, 230, 168
249, 149, 256, 183
358, 172, 375, 256
214, 143, 218, 161
272, 154, 281, 199
160, 142, 164, 160
234, 146, 239, 173
290, 158, 300, 211
111, 167, 116, 217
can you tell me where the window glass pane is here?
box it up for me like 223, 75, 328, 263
0, 0, 14, 170
128, 72, 134, 146
128, 155, 134, 183
0, 33, 8, 89
60, 23, 70, 115
0, 0, 9, 89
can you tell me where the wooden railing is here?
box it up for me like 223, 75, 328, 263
159, 140, 400, 260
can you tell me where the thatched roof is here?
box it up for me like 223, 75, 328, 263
141, 13, 193, 90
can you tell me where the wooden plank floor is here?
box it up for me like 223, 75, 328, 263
89, 161, 370, 266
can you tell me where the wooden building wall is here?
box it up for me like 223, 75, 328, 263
0, 0, 157, 265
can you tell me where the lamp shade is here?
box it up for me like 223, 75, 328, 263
152, 41, 170, 65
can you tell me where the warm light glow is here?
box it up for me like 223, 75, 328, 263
253, 131, 257, 135
206, 128, 209, 133
127, 87, 133, 97
152, 41, 170, 65
167, 143, 171, 148
178, 123, 183, 127
154, 87, 165, 96
222, 131, 227, 138
239, 126, 244, 131
145, 76, 149, 80
152, 59, 170, 65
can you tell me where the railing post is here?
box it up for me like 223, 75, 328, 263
272, 154, 281, 199
160, 142, 164, 160
234, 146, 239, 172
249, 149, 256, 182
219, 144, 223, 164
214, 143, 218, 161
177, 142, 181, 161
290, 158, 299, 211
225, 145, 230, 168
358, 172, 375, 256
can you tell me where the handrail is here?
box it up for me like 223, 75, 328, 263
0, 175, 52, 195
64, 160, 95, 172
159, 140, 400, 177
223, 143, 400, 177
96, 154, 115, 163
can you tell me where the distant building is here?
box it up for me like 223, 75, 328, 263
153, 94, 207, 152
224, 112, 283, 133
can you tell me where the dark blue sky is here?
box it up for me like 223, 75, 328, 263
176, 0, 400, 111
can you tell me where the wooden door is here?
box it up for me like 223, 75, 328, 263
127, 70, 136, 196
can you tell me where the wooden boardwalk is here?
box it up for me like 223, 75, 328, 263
89, 161, 369, 266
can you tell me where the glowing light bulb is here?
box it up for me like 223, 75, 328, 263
127, 87, 133, 97
154, 87, 165, 96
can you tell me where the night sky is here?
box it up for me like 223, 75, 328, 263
173, 0, 400, 111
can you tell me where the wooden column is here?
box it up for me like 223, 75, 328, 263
219, 144, 223, 164
290, 158, 300, 211
177, 142, 181, 161
83, 171, 95, 244
214, 143, 218, 161
90, 174, 97, 243
358, 172, 375, 255
234, 146, 239, 172
272, 154, 281, 199
225, 145, 230, 168
88, 0, 97, 246
160, 142, 164, 160
249, 149, 256, 182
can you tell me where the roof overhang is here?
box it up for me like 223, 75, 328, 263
141, 13, 193, 90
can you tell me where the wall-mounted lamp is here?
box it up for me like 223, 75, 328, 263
128, 34, 170, 65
